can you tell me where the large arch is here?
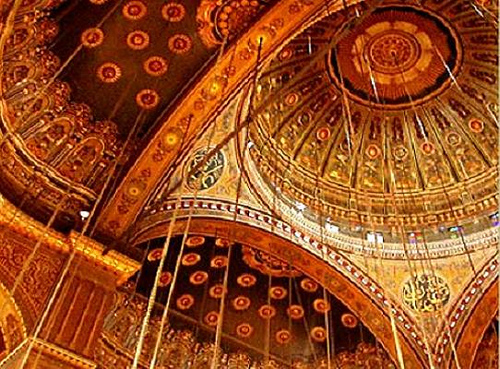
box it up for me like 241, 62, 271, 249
96, 0, 363, 239
132, 217, 427, 368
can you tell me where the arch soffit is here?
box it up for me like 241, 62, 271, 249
96, 0, 364, 239
0, 282, 27, 355
133, 217, 427, 368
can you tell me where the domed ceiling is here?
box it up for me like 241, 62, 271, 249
250, 0, 498, 232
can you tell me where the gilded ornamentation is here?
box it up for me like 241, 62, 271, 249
168, 34, 193, 54
300, 278, 318, 293
204, 311, 219, 326
161, 3, 186, 22
96, 62, 122, 83
135, 89, 160, 109
310, 327, 326, 342
258, 305, 276, 319
158, 271, 172, 287
242, 246, 301, 278
286, 305, 304, 320
185, 148, 225, 191
235, 323, 254, 338
275, 329, 291, 344
81, 27, 104, 48
181, 253, 201, 266
313, 298, 330, 313
122, 1, 147, 20
186, 236, 205, 247
341, 313, 358, 328
215, 238, 233, 248
147, 248, 163, 261
176, 294, 195, 310
209, 284, 227, 298
237, 273, 257, 288
143, 56, 168, 77
232, 296, 251, 311
269, 286, 287, 300
402, 274, 450, 312
126, 30, 150, 50
189, 271, 209, 285
210, 255, 228, 268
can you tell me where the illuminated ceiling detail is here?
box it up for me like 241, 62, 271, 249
250, 0, 498, 232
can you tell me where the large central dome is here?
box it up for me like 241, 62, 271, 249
249, 0, 498, 233
328, 6, 461, 108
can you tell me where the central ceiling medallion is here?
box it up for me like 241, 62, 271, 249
328, 6, 462, 109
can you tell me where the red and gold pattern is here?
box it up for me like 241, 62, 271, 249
300, 278, 319, 293
182, 253, 201, 266
316, 127, 331, 141
286, 305, 304, 320
366, 144, 381, 159
420, 141, 435, 155
269, 286, 287, 300
96, 62, 122, 83
469, 118, 484, 133
147, 248, 163, 261
168, 34, 193, 54
161, 3, 186, 22
89, 0, 108, 5
235, 323, 254, 338
135, 89, 159, 109
158, 271, 172, 287
275, 329, 291, 344
284, 93, 299, 106
126, 30, 150, 50
210, 255, 228, 268
143, 56, 168, 77
209, 284, 227, 298
242, 246, 301, 278
122, 1, 147, 20
81, 28, 104, 48
258, 305, 276, 319
215, 238, 233, 248
176, 294, 195, 310
310, 327, 327, 342
232, 296, 251, 311
341, 313, 358, 328
204, 311, 219, 327
313, 298, 331, 313
186, 236, 205, 247
189, 271, 209, 285
236, 273, 256, 287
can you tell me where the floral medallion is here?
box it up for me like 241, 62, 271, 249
97, 62, 122, 83
300, 278, 319, 293
236, 273, 256, 288
186, 235, 205, 247
209, 284, 227, 299
313, 298, 331, 313
210, 255, 228, 268
287, 305, 305, 320
189, 271, 209, 285
143, 56, 168, 77
182, 253, 201, 266
258, 305, 276, 319
310, 327, 327, 342
232, 296, 251, 311
235, 323, 254, 338
135, 89, 159, 109
162, 3, 186, 22
122, 1, 147, 20
341, 313, 359, 328
176, 294, 195, 310
81, 28, 104, 48
158, 271, 172, 287
204, 311, 219, 326
126, 30, 150, 50
269, 286, 287, 300
275, 329, 291, 344
147, 248, 163, 261
168, 34, 193, 54
215, 238, 233, 248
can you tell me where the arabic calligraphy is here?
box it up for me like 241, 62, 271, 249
402, 274, 450, 312
186, 148, 225, 190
